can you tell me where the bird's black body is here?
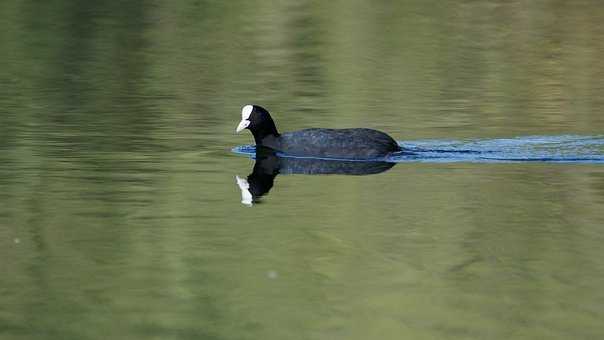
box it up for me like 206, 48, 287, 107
278, 128, 400, 160
237, 105, 401, 160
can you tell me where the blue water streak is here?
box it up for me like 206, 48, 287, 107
233, 135, 604, 164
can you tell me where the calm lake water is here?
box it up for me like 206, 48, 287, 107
2, 1, 604, 339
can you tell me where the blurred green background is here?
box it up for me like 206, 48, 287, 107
1, 1, 604, 339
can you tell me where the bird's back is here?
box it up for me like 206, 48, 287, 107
278, 128, 401, 160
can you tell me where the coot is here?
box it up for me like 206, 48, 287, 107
236, 105, 401, 160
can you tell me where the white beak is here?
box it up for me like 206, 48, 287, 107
236, 176, 253, 206
236, 119, 250, 133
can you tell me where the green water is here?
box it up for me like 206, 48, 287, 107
2, 1, 604, 339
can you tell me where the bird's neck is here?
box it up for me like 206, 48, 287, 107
252, 121, 280, 147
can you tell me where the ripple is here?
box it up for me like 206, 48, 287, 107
233, 135, 604, 164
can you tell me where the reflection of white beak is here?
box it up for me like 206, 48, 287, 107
236, 119, 250, 133
236, 176, 253, 206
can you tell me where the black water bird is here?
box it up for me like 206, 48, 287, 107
236, 105, 401, 160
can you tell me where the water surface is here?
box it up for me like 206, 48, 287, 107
2, 1, 604, 340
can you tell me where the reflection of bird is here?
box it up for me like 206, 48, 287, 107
236, 105, 401, 160
235, 147, 395, 206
